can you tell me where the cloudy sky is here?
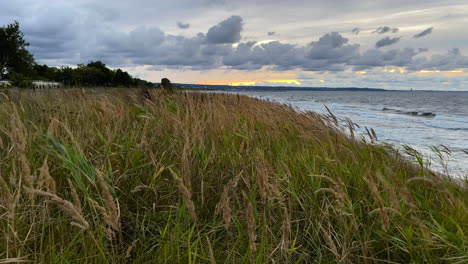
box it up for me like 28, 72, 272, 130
2, 0, 468, 90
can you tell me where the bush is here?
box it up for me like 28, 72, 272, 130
9, 72, 33, 88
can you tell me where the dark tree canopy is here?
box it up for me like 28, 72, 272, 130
0, 21, 35, 79
1, 21, 154, 88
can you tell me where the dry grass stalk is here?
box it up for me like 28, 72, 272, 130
25, 187, 89, 230
407, 177, 437, 185
0, 174, 15, 219
67, 178, 82, 214
245, 197, 257, 253
206, 236, 216, 264
281, 206, 291, 252
0, 257, 32, 263
95, 170, 120, 232
169, 168, 197, 221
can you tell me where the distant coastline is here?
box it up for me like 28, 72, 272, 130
170, 83, 468, 92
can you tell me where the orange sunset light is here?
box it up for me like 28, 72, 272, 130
202, 79, 302, 86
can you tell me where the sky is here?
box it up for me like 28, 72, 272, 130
1, 0, 468, 90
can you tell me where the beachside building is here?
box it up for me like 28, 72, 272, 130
0, 80, 12, 88
32, 81, 62, 89
0, 80, 61, 89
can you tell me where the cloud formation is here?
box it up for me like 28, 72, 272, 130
373, 26, 399, 34
206, 15, 243, 44
2, 6, 467, 80
375, 37, 401, 48
177, 22, 190, 29
413, 27, 433, 38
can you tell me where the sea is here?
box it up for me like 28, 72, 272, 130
224, 90, 468, 178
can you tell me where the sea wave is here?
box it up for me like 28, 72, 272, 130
382, 107, 436, 117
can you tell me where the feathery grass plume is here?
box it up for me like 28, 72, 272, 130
375, 172, 401, 211
365, 127, 374, 143
244, 194, 257, 253
215, 172, 242, 229
90, 199, 114, 239
37, 157, 56, 194
370, 128, 378, 141
181, 133, 192, 192
346, 118, 355, 139
215, 185, 232, 229
320, 225, 341, 262
125, 239, 139, 259
369, 207, 402, 216
67, 178, 82, 214
366, 172, 390, 231
410, 215, 432, 242
324, 105, 338, 126
255, 152, 269, 202
47, 118, 60, 136
19, 154, 32, 188
169, 168, 197, 221
95, 170, 120, 232
0, 173, 15, 219
393, 178, 417, 209
25, 187, 89, 230
312, 175, 346, 208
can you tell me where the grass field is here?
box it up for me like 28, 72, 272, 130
0, 88, 467, 263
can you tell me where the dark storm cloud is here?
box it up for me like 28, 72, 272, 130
222, 32, 359, 71
413, 27, 433, 38
206, 15, 243, 44
267, 31, 276, 36
373, 26, 399, 34
177, 22, 191, 29
407, 48, 468, 71
375, 37, 401, 48
352, 47, 419, 69
352, 28, 360, 35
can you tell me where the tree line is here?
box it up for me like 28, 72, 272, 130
1, 21, 154, 88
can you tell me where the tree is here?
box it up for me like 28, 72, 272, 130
0, 21, 35, 79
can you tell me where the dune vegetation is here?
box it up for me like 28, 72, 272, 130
0, 88, 467, 263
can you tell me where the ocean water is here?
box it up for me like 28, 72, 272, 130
228, 90, 468, 178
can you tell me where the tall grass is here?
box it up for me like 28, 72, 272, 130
0, 88, 467, 263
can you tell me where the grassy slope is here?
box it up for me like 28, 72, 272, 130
0, 88, 467, 263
